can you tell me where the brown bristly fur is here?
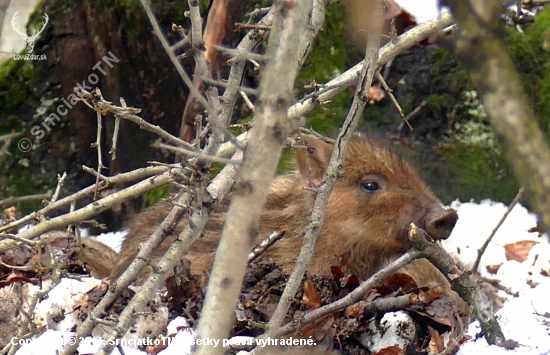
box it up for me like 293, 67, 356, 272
82, 134, 459, 296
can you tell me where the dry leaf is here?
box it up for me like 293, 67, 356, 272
486, 264, 502, 274
302, 281, 321, 309
295, 314, 334, 342
376, 273, 417, 295
427, 326, 444, 353
344, 300, 369, 319
504, 240, 538, 262
419, 287, 443, 303
373, 345, 405, 355
369, 84, 386, 104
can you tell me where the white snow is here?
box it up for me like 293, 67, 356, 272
395, 0, 446, 24
94, 230, 127, 253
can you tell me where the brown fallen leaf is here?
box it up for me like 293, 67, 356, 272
146, 335, 174, 355
486, 264, 502, 274
504, 240, 538, 262
344, 300, 369, 319
376, 273, 417, 295
368, 84, 386, 104
295, 314, 334, 342
302, 281, 321, 309
428, 326, 444, 353
373, 345, 405, 355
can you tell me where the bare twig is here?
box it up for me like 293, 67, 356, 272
50, 172, 67, 204
235, 23, 271, 31
398, 99, 427, 133
0, 131, 22, 157
93, 110, 104, 200
213, 44, 268, 62
472, 187, 525, 273
275, 250, 424, 337
109, 97, 124, 160
248, 230, 285, 262
239, 91, 255, 112
64, 192, 191, 355
376, 71, 412, 131
152, 141, 239, 165
76, 87, 195, 150
199, 76, 259, 95
272, 224, 505, 346
0, 166, 171, 236
7, 240, 64, 355
139, 0, 220, 128
0, 193, 50, 207
296, 127, 335, 144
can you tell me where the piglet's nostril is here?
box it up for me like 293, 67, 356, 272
426, 208, 458, 240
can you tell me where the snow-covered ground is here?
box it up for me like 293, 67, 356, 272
9, 199, 550, 355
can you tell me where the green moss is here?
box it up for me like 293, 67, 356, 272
277, 148, 295, 174
299, 3, 347, 84
0, 152, 53, 212
430, 47, 472, 93
297, 3, 350, 133
0, 59, 27, 108
304, 90, 350, 135
426, 94, 450, 110
142, 184, 170, 207
506, 4, 550, 131
430, 47, 452, 74
0, 116, 24, 132
367, 105, 391, 124
438, 143, 518, 203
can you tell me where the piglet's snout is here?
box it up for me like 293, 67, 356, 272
424, 207, 458, 240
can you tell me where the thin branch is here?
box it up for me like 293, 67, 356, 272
0, 193, 50, 207
93, 110, 104, 200
139, 0, 217, 122
276, 249, 424, 337
214, 44, 268, 62
152, 141, 240, 165
398, 99, 427, 133
109, 97, 124, 160
235, 23, 272, 31
472, 187, 525, 273
239, 91, 255, 112
248, 230, 285, 262
50, 172, 67, 204
376, 71, 412, 131
76, 87, 195, 150
296, 127, 335, 144
200, 77, 259, 95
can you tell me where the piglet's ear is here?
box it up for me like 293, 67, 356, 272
294, 135, 334, 187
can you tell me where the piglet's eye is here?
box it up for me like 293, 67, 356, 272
361, 181, 381, 192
